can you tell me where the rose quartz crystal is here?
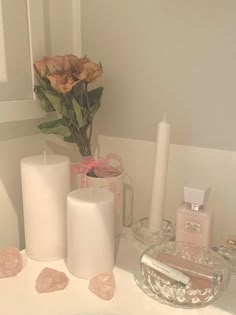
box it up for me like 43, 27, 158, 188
35, 267, 69, 293
88, 272, 116, 300
0, 247, 23, 278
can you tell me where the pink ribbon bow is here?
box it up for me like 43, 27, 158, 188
70, 153, 124, 188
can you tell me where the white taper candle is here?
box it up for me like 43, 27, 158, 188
148, 113, 171, 232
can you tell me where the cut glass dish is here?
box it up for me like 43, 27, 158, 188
135, 241, 231, 308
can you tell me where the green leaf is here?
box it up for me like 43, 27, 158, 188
72, 82, 84, 105
88, 87, 103, 104
72, 98, 85, 127
88, 87, 104, 117
64, 135, 75, 143
34, 86, 55, 112
44, 90, 69, 118
38, 119, 71, 137
37, 77, 51, 90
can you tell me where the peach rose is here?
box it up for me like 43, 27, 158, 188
34, 56, 50, 77
34, 56, 70, 78
47, 73, 79, 93
66, 55, 92, 79
34, 54, 102, 93
76, 59, 103, 83
66, 54, 89, 71
46, 56, 71, 74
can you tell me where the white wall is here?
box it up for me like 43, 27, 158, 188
81, 0, 236, 151
97, 135, 235, 245
80, 0, 236, 245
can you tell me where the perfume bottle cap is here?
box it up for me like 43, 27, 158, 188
184, 186, 211, 208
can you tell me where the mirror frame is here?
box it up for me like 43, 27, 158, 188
0, 0, 45, 123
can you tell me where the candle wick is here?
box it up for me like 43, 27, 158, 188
43, 151, 47, 164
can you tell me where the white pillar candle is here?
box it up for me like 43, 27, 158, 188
148, 113, 171, 232
67, 188, 115, 279
86, 173, 123, 240
21, 154, 70, 261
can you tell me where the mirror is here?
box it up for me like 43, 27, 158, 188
0, 0, 45, 123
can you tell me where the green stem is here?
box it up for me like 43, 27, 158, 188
62, 94, 91, 156
84, 83, 93, 144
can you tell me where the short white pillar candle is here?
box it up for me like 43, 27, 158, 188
67, 188, 115, 279
21, 154, 70, 261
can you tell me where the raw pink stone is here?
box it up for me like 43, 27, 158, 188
35, 267, 69, 293
0, 247, 23, 278
88, 272, 116, 300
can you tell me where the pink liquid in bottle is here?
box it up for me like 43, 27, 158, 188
176, 186, 213, 248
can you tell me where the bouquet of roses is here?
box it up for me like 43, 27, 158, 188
33, 54, 103, 157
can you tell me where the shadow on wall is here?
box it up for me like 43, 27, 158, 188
0, 136, 42, 249
0, 119, 40, 141
45, 139, 81, 163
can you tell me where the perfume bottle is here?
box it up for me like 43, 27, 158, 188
176, 186, 213, 248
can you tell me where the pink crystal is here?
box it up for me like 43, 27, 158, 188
0, 247, 23, 278
88, 272, 116, 300
35, 267, 69, 293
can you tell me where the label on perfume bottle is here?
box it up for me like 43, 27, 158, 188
184, 220, 201, 233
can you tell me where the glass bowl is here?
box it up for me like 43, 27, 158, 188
215, 235, 236, 275
131, 218, 175, 246
137, 241, 231, 308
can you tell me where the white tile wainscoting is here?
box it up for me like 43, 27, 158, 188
96, 135, 236, 246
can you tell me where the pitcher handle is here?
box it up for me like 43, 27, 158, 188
123, 182, 134, 227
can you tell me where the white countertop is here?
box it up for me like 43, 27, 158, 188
1, 228, 235, 315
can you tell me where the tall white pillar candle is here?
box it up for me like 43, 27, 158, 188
21, 154, 70, 261
148, 114, 171, 232
67, 188, 115, 279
